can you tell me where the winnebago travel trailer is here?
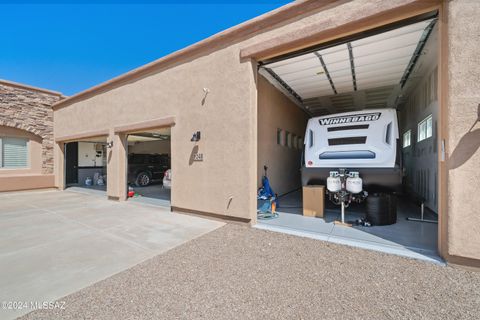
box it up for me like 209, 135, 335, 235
302, 108, 402, 192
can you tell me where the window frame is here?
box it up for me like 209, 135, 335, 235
403, 130, 412, 148
276, 128, 283, 146
285, 131, 291, 148
417, 114, 433, 142
0, 136, 30, 169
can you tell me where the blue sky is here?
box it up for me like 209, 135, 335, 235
1, 1, 290, 95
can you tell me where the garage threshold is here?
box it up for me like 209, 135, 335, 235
127, 196, 171, 209
254, 220, 444, 265
66, 186, 106, 197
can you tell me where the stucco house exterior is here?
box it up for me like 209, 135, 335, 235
2, 0, 479, 268
0, 79, 64, 191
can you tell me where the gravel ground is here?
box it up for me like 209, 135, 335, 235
21, 224, 480, 320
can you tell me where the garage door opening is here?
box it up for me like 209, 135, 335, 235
256, 14, 441, 263
65, 136, 107, 195
126, 127, 171, 207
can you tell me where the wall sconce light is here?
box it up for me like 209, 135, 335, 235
106, 141, 114, 148
191, 131, 201, 142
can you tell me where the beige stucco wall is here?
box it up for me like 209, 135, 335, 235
54, 47, 257, 220
0, 126, 43, 175
54, 0, 416, 224
0, 126, 55, 191
446, 0, 480, 260
257, 75, 308, 195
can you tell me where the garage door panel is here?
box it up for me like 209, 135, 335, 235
354, 45, 416, 68
261, 18, 434, 103
355, 56, 411, 73
319, 45, 349, 64
352, 31, 424, 58
271, 56, 320, 76
291, 81, 333, 92
353, 20, 430, 47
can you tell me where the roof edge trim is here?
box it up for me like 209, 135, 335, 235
55, 129, 109, 143
0, 79, 64, 97
242, 0, 441, 62
52, 0, 342, 110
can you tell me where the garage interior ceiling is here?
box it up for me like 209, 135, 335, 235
260, 18, 437, 116
128, 127, 171, 142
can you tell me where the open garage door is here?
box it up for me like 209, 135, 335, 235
256, 14, 441, 263
126, 127, 171, 207
65, 136, 108, 195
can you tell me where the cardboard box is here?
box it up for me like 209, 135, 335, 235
303, 185, 325, 218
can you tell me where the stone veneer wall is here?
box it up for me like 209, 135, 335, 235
0, 83, 62, 174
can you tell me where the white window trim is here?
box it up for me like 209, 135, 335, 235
403, 130, 411, 148
277, 128, 283, 146
0, 136, 30, 169
285, 131, 291, 148
417, 114, 433, 142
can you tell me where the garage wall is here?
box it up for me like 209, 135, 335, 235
257, 75, 308, 195
446, 0, 480, 261
53, 0, 425, 223
129, 140, 170, 155
78, 142, 105, 167
54, 47, 257, 221
400, 65, 438, 212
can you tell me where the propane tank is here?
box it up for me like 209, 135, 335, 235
346, 172, 363, 194
327, 171, 341, 192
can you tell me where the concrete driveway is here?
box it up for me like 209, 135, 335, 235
0, 189, 224, 320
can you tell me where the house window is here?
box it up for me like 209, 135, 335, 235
285, 131, 291, 148
0, 137, 29, 168
403, 130, 411, 148
292, 134, 297, 149
417, 115, 433, 142
298, 137, 303, 149
277, 129, 283, 146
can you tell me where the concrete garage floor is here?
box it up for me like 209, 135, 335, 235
257, 190, 440, 264
66, 184, 106, 192
0, 189, 223, 320
20, 225, 480, 320
128, 182, 171, 207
